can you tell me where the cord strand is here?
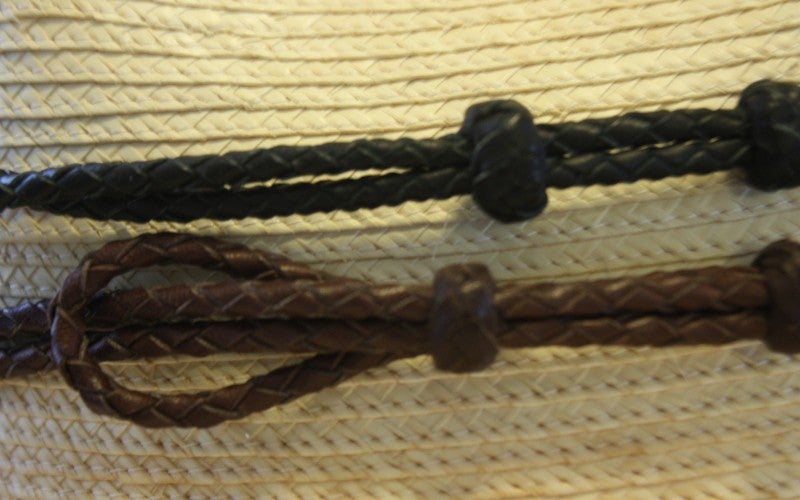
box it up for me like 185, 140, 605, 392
2, 80, 796, 223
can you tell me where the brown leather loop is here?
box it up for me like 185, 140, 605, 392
753, 239, 800, 352
49, 233, 389, 428
429, 264, 501, 373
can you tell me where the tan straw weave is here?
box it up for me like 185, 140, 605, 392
2, 0, 800, 497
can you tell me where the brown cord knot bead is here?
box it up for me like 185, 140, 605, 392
753, 239, 800, 353
429, 264, 501, 372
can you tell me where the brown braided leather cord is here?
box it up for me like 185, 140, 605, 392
0, 260, 767, 357
1, 257, 766, 345
1, 313, 768, 380
75, 265, 770, 325
1, 234, 797, 427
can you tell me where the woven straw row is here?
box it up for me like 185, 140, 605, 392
1, 0, 799, 497
2, 173, 800, 307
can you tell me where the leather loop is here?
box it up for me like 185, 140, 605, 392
739, 80, 800, 190
753, 239, 800, 353
459, 100, 548, 223
429, 264, 501, 372
48, 233, 386, 428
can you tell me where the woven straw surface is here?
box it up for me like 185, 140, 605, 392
2, 0, 800, 497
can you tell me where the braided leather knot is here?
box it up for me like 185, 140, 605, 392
739, 80, 800, 190
429, 264, 501, 373
753, 239, 800, 353
459, 100, 548, 223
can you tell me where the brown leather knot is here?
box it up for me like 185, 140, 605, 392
753, 239, 800, 353
429, 264, 501, 372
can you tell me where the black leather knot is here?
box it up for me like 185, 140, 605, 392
429, 264, 501, 373
738, 80, 800, 190
459, 100, 548, 222
753, 239, 800, 353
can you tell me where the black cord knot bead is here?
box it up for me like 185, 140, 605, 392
739, 80, 800, 190
429, 264, 501, 373
753, 239, 800, 353
459, 100, 548, 223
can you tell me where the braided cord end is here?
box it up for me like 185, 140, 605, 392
739, 80, 800, 190
753, 239, 800, 353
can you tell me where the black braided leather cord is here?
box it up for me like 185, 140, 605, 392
34, 139, 752, 223
0, 135, 472, 207
538, 107, 746, 155
0, 107, 747, 207
1, 79, 797, 223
